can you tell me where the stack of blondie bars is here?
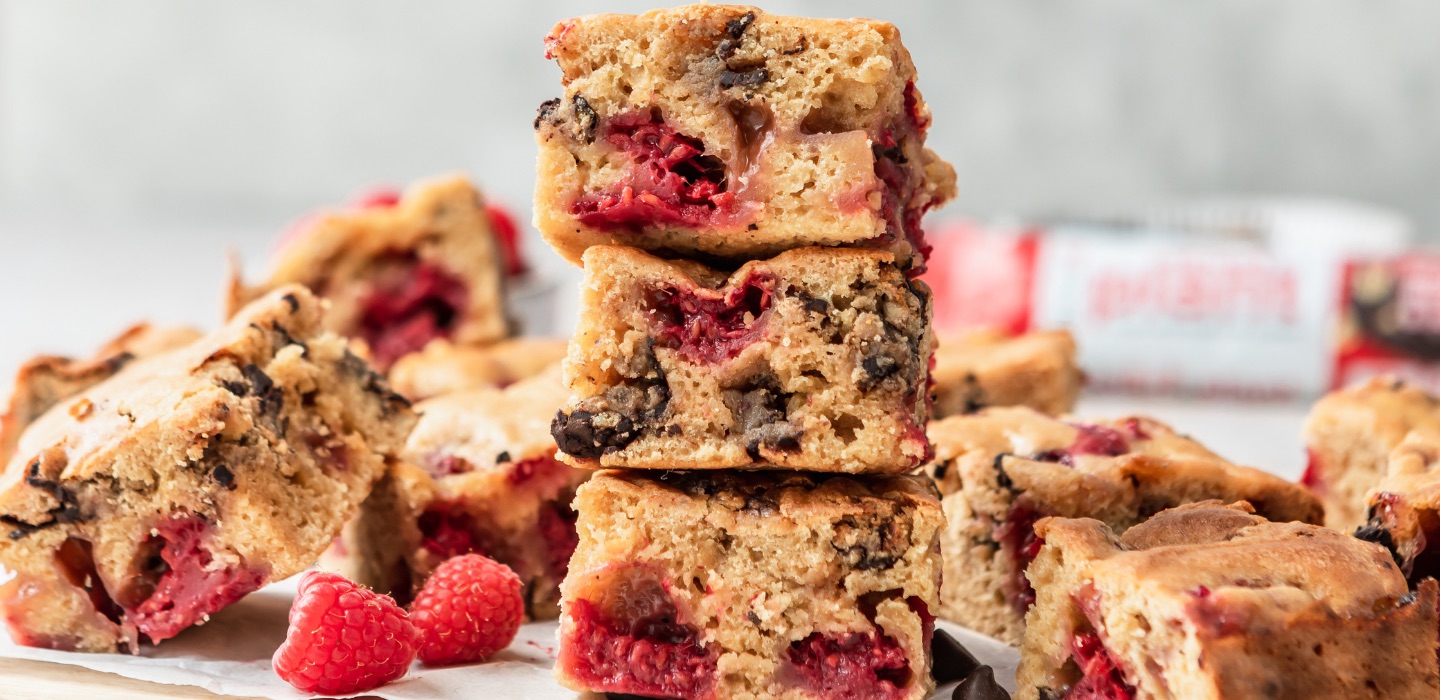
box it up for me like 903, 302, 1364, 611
530, 6, 955, 698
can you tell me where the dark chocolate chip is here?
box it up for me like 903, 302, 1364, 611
281, 293, 299, 312
746, 611, 761, 626
24, 467, 82, 526
495, 451, 512, 465
0, 515, 47, 540
212, 464, 237, 491
573, 95, 598, 144
932, 458, 953, 481
860, 353, 901, 390
241, 363, 284, 417
725, 11, 756, 38
747, 223, 759, 231
932, 629, 984, 684
961, 373, 987, 413
1355, 518, 1405, 573
534, 97, 561, 130
270, 323, 308, 357
993, 455, 1015, 491
953, 666, 1010, 700
720, 67, 769, 89
782, 36, 808, 55
802, 296, 830, 315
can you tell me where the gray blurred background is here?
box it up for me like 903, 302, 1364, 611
3, 0, 1439, 375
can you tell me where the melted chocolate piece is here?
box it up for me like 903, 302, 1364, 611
932, 629, 984, 684
954, 666, 1010, 700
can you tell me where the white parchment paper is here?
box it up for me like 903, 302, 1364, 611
0, 578, 1019, 699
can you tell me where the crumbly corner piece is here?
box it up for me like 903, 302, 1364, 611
555, 470, 942, 700
385, 337, 569, 401
924, 407, 1324, 645
534, 4, 956, 271
1016, 502, 1439, 700
324, 368, 586, 618
0, 323, 202, 467
226, 175, 510, 371
0, 286, 415, 653
1355, 430, 1440, 597
551, 245, 933, 474
1303, 375, 1440, 531
931, 329, 1082, 418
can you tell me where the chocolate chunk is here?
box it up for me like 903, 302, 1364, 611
932, 629, 984, 684
496, 451, 512, 464
723, 382, 801, 459
801, 296, 830, 315
1355, 518, 1404, 573
552, 383, 669, 459
281, 293, 299, 312
241, 363, 284, 417
993, 454, 1015, 491
932, 458, 953, 481
860, 353, 901, 390
25, 461, 82, 525
720, 66, 769, 89
573, 95, 598, 144
832, 515, 904, 571
212, 464, 237, 491
1, 515, 47, 540
725, 11, 756, 38
269, 323, 308, 357
534, 97, 561, 130
954, 666, 1010, 700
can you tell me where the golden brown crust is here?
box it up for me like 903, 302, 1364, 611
535, 5, 955, 267
1304, 375, 1440, 531
0, 324, 202, 468
228, 175, 509, 368
1018, 502, 1439, 700
926, 407, 1324, 644
931, 329, 1082, 418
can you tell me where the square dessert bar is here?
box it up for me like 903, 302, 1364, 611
925, 407, 1323, 644
386, 337, 569, 401
534, 4, 956, 271
1304, 376, 1440, 531
931, 329, 1082, 418
555, 470, 942, 700
326, 368, 587, 618
227, 175, 510, 371
551, 245, 934, 474
0, 286, 415, 652
1017, 502, 1440, 699
0, 323, 201, 466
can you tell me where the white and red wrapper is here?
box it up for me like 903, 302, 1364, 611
925, 206, 1427, 400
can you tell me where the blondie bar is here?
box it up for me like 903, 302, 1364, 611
534, 4, 955, 271
326, 368, 585, 618
926, 407, 1323, 644
555, 470, 942, 700
0, 324, 201, 466
1303, 376, 1440, 531
931, 329, 1081, 418
0, 287, 415, 652
386, 337, 568, 401
551, 245, 933, 473
227, 176, 509, 370
1017, 502, 1439, 699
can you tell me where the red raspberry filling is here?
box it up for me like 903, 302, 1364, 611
995, 504, 1047, 613
560, 569, 717, 699
358, 252, 469, 370
121, 516, 267, 644
872, 125, 935, 275
1184, 585, 1251, 638
1300, 447, 1325, 493
646, 273, 775, 364
1066, 631, 1136, 700
507, 453, 568, 487
485, 203, 529, 277
537, 502, 579, 582
786, 627, 912, 700
573, 111, 737, 231
1033, 423, 1133, 466
55, 538, 124, 626
417, 503, 485, 562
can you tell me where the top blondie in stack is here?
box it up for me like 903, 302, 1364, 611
533, 6, 955, 699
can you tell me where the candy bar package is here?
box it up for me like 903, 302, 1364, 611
926, 201, 1417, 400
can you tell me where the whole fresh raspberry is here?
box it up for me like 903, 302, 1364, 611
272, 571, 418, 695
410, 553, 524, 666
